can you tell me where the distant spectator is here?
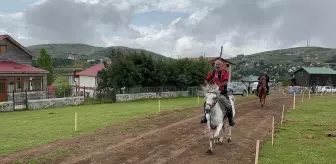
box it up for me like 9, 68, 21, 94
291, 76, 296, 86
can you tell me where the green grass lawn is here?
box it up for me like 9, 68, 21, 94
51, 75, 69, 87
260, 96, 336, 164
0, 97, 202, 155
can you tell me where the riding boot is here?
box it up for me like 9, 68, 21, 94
200, 102, 207, 123
223, 94, 235, 126
227, 108, 235, 126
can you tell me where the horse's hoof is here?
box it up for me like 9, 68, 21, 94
205, 149, 213, 155
227, 138, 232, 143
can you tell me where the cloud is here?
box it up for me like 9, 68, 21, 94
1, 0, 336, 58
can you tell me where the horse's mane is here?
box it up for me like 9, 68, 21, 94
202, 84, 219, 93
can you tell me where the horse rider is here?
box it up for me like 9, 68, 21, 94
256, 71, 270, 95
200, 59, 235, 127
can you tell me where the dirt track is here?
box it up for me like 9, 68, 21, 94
0, 94, 295, 164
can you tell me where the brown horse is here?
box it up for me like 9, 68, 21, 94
258, 75, 267, 107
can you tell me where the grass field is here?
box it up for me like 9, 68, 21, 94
0, 97, 203, 155
260, 96, 336, 164
51, 75, 69, 87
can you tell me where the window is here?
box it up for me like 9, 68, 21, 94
15, 77, 22, 91
0, 45, 6, 53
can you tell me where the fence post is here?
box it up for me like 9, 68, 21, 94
83, 86, 86, 99
12, 91, 15, 111
25, 90, 28, 109
47, 89, 50, 99
99, 90, 102, 104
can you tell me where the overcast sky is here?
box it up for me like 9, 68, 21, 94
0, 0, 335, 58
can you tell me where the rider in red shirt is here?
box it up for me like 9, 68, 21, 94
200, 60, 235, 126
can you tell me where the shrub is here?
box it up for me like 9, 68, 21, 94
54, 84, 72, 98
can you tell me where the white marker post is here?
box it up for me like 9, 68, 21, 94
74, 113, 78, 131
301, 90, 304, 103
308, 91, 311, 99
255, 140, 260, 164
331, 88, 333, 95
272, 116, 274, 146
293, 92, 296, 109
281, 105, 285, 125
198, 95, 200, 104
158, 99, 161, 112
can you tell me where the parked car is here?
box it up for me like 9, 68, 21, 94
227, 82, 248, 96
317, 86, 336, 93
251, 82, 259, 94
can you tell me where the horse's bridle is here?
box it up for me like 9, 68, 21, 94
204, 91, 219, 113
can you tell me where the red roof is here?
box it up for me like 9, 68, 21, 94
0, 35, 8, 40
0, 61, 48, 73
0, 34, 33, 56
76, 63, 105, 77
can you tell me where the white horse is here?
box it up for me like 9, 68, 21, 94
202, 84, 236, 155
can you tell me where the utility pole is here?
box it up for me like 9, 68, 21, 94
307, 36, 311, 47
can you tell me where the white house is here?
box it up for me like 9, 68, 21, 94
69, 63, 105, 97
68, 55, 75, 60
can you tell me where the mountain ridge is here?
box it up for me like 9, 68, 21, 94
27, 44, 336, 79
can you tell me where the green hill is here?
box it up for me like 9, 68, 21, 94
27, 44, 104, 60
27, 44, 336, 80
27, 44, 170, 61
87, 46, 170, 61
228, 46, 336, 80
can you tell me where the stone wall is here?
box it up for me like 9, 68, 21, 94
28, 96, 84, 110
0, 91, 191, 112
0, 101, 13, 112
0, 96, 84, 112
116, 91, 189, 102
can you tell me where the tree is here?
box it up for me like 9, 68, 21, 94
37, 48, 54, 85
52, 58, 74, 67
97, 50, 212, 91
99, 56, 142, 90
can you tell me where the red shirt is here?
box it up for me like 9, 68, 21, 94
205, 70, 229, 92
